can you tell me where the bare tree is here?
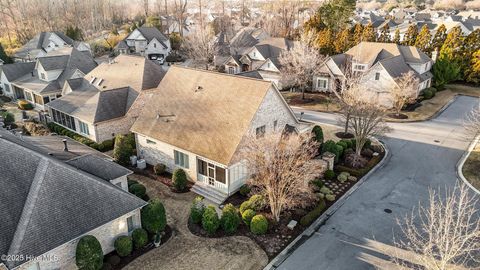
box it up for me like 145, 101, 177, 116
340, 84, 390, 166
182, 26, 215, 69
390, 183, 480, 270
391, 71, 419, 117
464, 106, 480, 140
279, 32, 326, 100
240, 132, 326, 222
173, 0, 188, 37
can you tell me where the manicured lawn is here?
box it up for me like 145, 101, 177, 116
281, 91, 342, 112
463, 143, 480, 191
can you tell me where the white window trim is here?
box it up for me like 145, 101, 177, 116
316, 78, 328, 89
353, 64, 367, 71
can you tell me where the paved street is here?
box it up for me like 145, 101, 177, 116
277, 96, 479, 270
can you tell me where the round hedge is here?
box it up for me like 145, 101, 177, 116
221, 204, 240, 234
242, 209, 256, 226
324, 170, 335, 180
75, 235, 104, 270
141, 199, 167, 234
250, 215, 268, 235
202, 205, 220, 235
132, 228, 148, 249
172, 168, 187, 191
312, 125, 324, 144
129, 183, 146, 198
239, 200, 253, 214
114, 235, 133, 257
190, 196, 205, 224
249, 195, 265, 211
154, 163, 166, 175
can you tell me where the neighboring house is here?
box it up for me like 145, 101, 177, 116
46, 55, 165, 143
115, 27, 171, 64
2, 47, 97, 110
0, 130, 146, 270
130, 66, 300, 204
313, 42, 433, 108
13, 31, 91, 62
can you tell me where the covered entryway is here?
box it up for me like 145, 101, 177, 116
193, 158, 228, 204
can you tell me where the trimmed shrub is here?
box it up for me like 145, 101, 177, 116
340, 139, 353, 148
299, 199, 326, 226
312, 179, 324, 189
337, 172, 350, 183
0, 111, 14, 124
97, 139, 115, 152
129, 183, 146, 199
319, 186, 333, 195
154, 163, 166, 175
325, 194, 336, 201
250, 215, 268, 235
113, 134, 135, 166
249, 194, 265, 211
190, 196, 205, 224
127, 179, 139, 187
312, 125, 324, 145
336, 141, 348, 150
324, 170, 335, 180
141, 199, 167, 234
422, 88, 436, 99
114, 236, 133, 257
221, 203, 240, 234
132, 228, 148, 249
202, 205, 220, 235
76, 235, 103, 270
242, 209, 256, 226
239, 185, 251, 196
321, 140, 337, 154
239, 200, 253, 214
18, 100, 33, 110
172, 168, 187, 191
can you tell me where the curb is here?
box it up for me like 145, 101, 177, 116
456, 135, 480, 195
264, 139, 391, 270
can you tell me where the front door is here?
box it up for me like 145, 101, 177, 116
207, 163, 215, 186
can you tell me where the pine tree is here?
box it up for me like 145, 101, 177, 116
378, 24, 391, 43
415, 24, 432, 53
463, 30, 480, 82
353, 23, 364, 45
315, 28, 334, 55
334, 28, 351, 53
431, 24, 447, 53
432, 57, 461, 89
362, 23, 376, 42
392, 29, 401, 44
0, 43, 13, 64
403, 24, 418, 46
466, 50, 480, 84
304, 13, 325, 33
65, 26, 83, 41
439, 26, 464, 61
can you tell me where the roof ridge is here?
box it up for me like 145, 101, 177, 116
170, 65, 273, 85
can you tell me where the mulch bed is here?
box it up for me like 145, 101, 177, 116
129, 164, 193, 193
335, 132, 354, 139
387, 113, 409, 119
103, 225, 173, 270
403, 102, 422, 112
286, 93, 334, 106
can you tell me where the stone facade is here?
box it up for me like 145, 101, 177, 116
13, 210, 141, 270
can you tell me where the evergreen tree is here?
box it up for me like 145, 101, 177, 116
304, 13, 325, 33
377, 24, 391, 43
362, 23, 376, 42
463, 30, 480, 83
353, 23, 363, 45
439, 26, 464, 61
403, 24, 418, 46
0, 43, 13, 64
317, 0, 356, 31
431, 24, 447, 53
334, 28, 351, 53
392, 29, 401, 44
65, 26, 83, 41
432, 57, 461, 90
315, 28, 334, 55
415, 24, 432, 53
466, 50, 480, 84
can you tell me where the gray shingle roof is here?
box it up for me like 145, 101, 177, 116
0, 131, 146, 269
38, 55, 69, 71
66, 154, 132, 181
0, 62, 35, 81
14, 32, 76, 59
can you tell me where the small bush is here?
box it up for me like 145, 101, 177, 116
336, 141, 348, 150
18, 100, 33, 110
239, 185, 251, 196
242, 209, 256, 226
141, 199, 167, 234
0, 111, 14, 124
190, 196, 205, 224
97, 139, 115, 152
325, 194, 336, 201
113, 134, 135, 166
172, 168, 188, 192
129, 183, 146, 199
319, 186, 332, 195
337, 172, 350, 183
114, 236, 133, 257
321, 140, 337, 154
239, 200, 253, 214
76, 235, 103, 270
154, 163, 166, 175
132, 228, 148, 249
250, 215, 268, 235
324, 170, 335, 180
340, 139, 353, 148
202, 205, 220, 235
312, 179, 324, 189
422, 88, 435, 99
221, 203, 240, 234
127, 179, 139, 187
312, 125, 324, 145
249, 194, 265, 211
299, 199, 326, 226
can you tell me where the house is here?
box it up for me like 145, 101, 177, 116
115, 27, 171, 64
46, 55, 165, 143
313, 42, 433, 108
0, 130, 146, 270
130, 66, 300, 204
2, 47, 97, 110
13, 31, 91, 62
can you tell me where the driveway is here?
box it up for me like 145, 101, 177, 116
275, 96, 479, 270
124, 175, 268, 270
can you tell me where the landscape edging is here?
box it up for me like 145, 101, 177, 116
456, 135, 480, 195
264, 139, 391, 270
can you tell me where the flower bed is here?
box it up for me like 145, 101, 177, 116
129, 164, 193, 193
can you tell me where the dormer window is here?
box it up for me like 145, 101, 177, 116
353, 64, 367, 72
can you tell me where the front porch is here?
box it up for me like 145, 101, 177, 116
12, 85, 61, 111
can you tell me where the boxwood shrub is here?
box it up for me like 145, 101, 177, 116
141, 199, 167, 234
242, 209, 256, 226
154, 163, 166, 175
324, 169, 335, 180
250, 215, 268, 235
172, 168, 187, 191
221, 203, 240, 234
190, 196, 205, 224
132, 228, 148, 249
0, 111, 14, 124
239, 200, 253, 214
202, 205, 220, 235
114, 235, 133, 257
129, 183, 146, 199
299, 199, 327, 226
75, 235, 103, 270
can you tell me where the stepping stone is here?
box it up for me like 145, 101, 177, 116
287, 220, 298, 230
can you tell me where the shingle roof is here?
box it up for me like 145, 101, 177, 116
66, 154, 132, 181
131, 66, 276, 165
345, 42, 431, 64
135, 27, 169, 48
0, 131, 146, 269
13, 32, 76, 59
0, 62, 35, 81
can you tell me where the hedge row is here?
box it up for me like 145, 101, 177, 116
299, 199, 327, 226
335, 154, 382, 177
47, 122, 115, 152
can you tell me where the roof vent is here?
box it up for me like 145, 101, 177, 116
195, 86, 203, 92
96, 78, 103, 86
89, 77, 97, 84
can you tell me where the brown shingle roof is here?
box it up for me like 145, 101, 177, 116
131, 65, 273, 165
345, 42, 431, 64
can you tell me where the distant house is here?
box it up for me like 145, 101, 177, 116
46, 55, 165, 143
13, 31, 91, 62
130, 66, 300, 204
1, 47, 97, 110
314, 42, 433, 108
0, 130, 146, 270
115, 27, 171, 64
